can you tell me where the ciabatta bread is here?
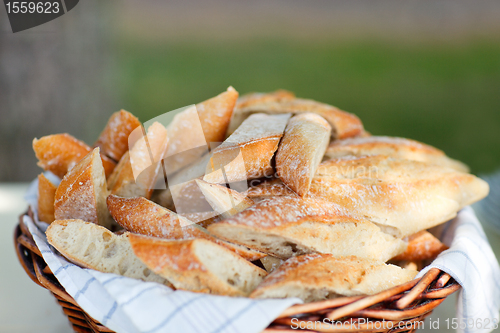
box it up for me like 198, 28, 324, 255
37, 173, 56, 223
196, 179, 254, 218
94, 110, 141, 162
250, 254, 418, 302
33, 133, 116, 178
204, 113, 291, 184
324, 136, 469, 172
46, 219, 172, 287
54, 148, 114, 229
309, 155, 489, 237
129, 236, 267, 296
392, 231, 448, 261
207, 196, 406, 261
276, 113, 331, 196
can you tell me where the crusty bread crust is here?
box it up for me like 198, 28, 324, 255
276, 113, 331, 196
250, 254, 418, 302
94, 110, 141, 162
37, 173, 56, 223
129, 236, 267, 296
196, 179, 254, 218
393, 231, 448, 261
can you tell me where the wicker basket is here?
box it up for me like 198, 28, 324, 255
15, 209, 460, 333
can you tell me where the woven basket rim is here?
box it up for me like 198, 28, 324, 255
15, 209, 460, 333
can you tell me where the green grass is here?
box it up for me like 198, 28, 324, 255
116, 38, 500, 174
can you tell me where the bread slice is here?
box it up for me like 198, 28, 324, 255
231, 95, 364, 139
227, 90, 296, 136
204, 113, 291, 184
54, 148, 114, 229
392, 231, 448, 261
46, 219, 172, 287
94, 110, 141, 162
324, 136, 469, 172
129, 235, 267, 296
260, 256, 284, 273
164, 87, 238, 174
33, 133, 116, 178
276, 113, 331, 196
110, 122, 168, 199
196, 179, 254, 218
207, 196, 406, 261
107, 195, 265, 261
37, 173, 56, 223
309, 155, 489, 237
250, 254, 418, 302
243, 177, 296, 202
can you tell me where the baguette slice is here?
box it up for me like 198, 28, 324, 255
94, 110, 141, 162
129, 236, 267, 296
276, 113, 331, 196
107, 195, 265, 261
310, 156, 489, 237
324, 136, 469, 172
393, 231, 448, 261
165, 87, 238, 174
37, 173, 56, 223
110, 122, 168, 199
208, 196, 406, 261
196, 179, 254, 218
33, 134, 116, 178
244, 178, 296, 202
250, 254, 418, 302
231, 95, 364, 139
46, 219, 172, 287
204, 113, 291, 184
54, 148, 114, 229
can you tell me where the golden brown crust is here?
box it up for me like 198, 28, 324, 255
94, 110, 141, 162
392, 231, 448, 261
37, 173, 56, 223
276, 113, 331, 196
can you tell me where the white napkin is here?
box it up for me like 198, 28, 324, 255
24, 175, 500, 333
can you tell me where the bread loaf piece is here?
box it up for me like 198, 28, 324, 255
207, 196, 406, 261
324, 136, 469, 172
37, 173, 56, 223
54, 148, 114, 229
309, 155, 489, 237
243, 178, 296, 202
129, 236, 267, 296
276, 113, 331, 196
393, 231, 448, 261
46, 219, 172, 287
204, 113, 291, 184
196, 179, 254, 218
250, 254, 418, 302
260, 256, 285, 273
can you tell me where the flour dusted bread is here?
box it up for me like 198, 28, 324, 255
393, 231, 448, 261
204, 113, 291, 184
129, 236, 267, 296
46, 219, 172, 287
33, 133, 116, 178
94, 110, 141, 162
324, 136, 469, 172
310, 156, 489, 237
196, 179, 254, 218
208, 196, 406, 261
250, 254, 418, 302
276, 113, 331, 196
54, 148, 114, 229
37, 173, 56, 224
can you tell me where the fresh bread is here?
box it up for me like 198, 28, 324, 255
207, 196, 406, 261
324, 136, 469, 172
276, 113, 331, 196
94, 110, 141, 162
110, 122, 168, 199
37, 173, 56, 223
250, 254, 418, 302
46, 219, 172, 287
260, 256, 284, 273
54, 148, 114, 229
164, 87, 238, 174
392, 231, 448, 262
129, 236, 267, 296
230, 95, 364, 140
309, 155, 489, 237
243, 178, 296, 202
107, 195, 265, 261
204, 113, 291, 184
33, 133, 116, 178
196, 179, 254, 218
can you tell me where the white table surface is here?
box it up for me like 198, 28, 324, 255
1, 183, 498, 333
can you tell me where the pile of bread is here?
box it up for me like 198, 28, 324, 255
34, 87, 489, 302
